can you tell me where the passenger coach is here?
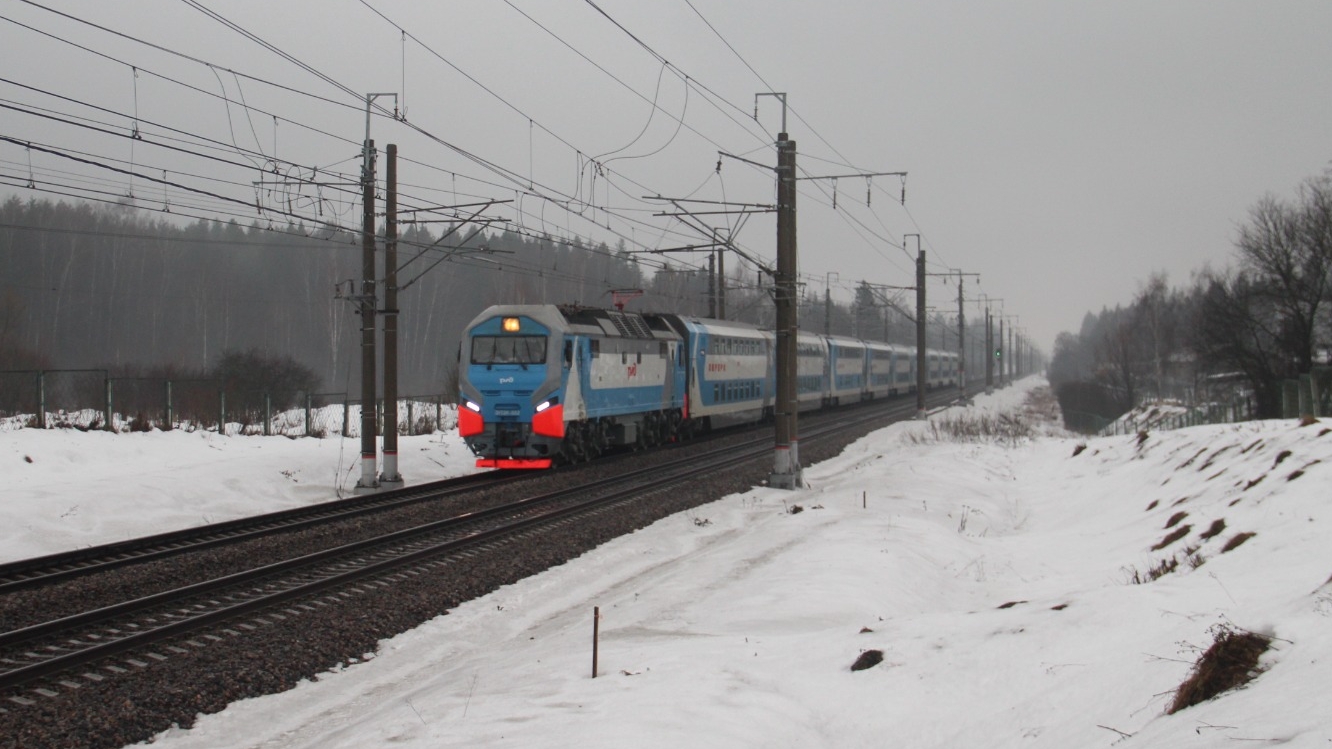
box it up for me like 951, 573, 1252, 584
458, 303, 962, 469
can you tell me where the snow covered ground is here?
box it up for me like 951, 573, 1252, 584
6, 379, 1332, 747
1, 419, 479, 563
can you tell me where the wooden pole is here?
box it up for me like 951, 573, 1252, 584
592, 606, 600, 678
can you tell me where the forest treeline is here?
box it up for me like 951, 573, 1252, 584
1049, 172, 1332, 424
0, 197, 654, 396
3, 196, 964, 403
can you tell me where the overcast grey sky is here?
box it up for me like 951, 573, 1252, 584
3, 0, 1330, 350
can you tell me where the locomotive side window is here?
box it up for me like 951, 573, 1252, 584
471, 335, 547, 365
564, 340, 573, 367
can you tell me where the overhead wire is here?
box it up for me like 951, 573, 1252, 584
12, 1, 973, 316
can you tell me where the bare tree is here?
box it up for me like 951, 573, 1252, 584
1191, 270, 1286, 416
1235, 176, 1332, 375
1134, 272, 1172, 400
1094, 311, 1140, 411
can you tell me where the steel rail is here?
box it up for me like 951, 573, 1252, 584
0, 470, 522, 593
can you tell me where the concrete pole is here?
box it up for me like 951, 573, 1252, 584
770, 131, 802, 490
717, 248, 726, 320
355, 137, 379, 492
912, 238, 927, 419
708, 251, 717, 318
824, 287, 831, 336
985, 307, 994, 394
381, 143, 402, 485
1008, 324, 1015, 382
956, 276, 966, 403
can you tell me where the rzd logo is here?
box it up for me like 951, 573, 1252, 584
626, 364, 638, 378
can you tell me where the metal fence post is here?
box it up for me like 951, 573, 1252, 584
165, 380, 174, 431
36, 370, 46, 429
219, 390, 227, 436
305, 392, 313, 437
264, 393, 272, 436
436, 396, 443, 433
104, 375, 114, 432
343, 399, 351, 438
406, 400, 415, 436
1307, 370, 1324, 418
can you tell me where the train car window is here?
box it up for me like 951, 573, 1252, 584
471, 335, 547, 365
637, 352, 643, 364
563, 340, 573, 367
591, 340, 600, 356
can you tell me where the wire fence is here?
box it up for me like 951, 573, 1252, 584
0, 369, 457, 437
1091, 366, 1330, 437
1282, 367, 1331, 421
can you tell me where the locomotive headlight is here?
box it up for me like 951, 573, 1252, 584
502, 317, 521, 332
534, 396, 559, 413
464, 400, 481, 413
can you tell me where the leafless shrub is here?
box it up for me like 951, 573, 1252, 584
1177, 447, 1207, 469
1072, 443, 1087, 457
904, 412, 1034, 446
1164, 511, 1188, 529
1287, 459, 1319, 481
1152, 525, 1192, 551
1126, 557, 1179, 584
127, 413, 153, 433
850, 649, 884, 672
1199, 519, 1227, 541
1198, 446, 1232, 471
1221, 532, 1256, 553
413, 413, 437, 435
1167, 624, 1272, 714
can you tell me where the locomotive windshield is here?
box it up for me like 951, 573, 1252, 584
471, 335, 547, 365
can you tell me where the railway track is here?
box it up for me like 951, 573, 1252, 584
0, 385, 975, 707
0, 470, 525, 593
0, 386, 960, 594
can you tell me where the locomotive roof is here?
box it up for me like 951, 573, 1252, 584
557, 304, 677, 340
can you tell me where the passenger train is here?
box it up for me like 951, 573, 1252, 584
458, 304, 958, 469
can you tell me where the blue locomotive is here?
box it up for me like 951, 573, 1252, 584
458, 304, 958, 469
